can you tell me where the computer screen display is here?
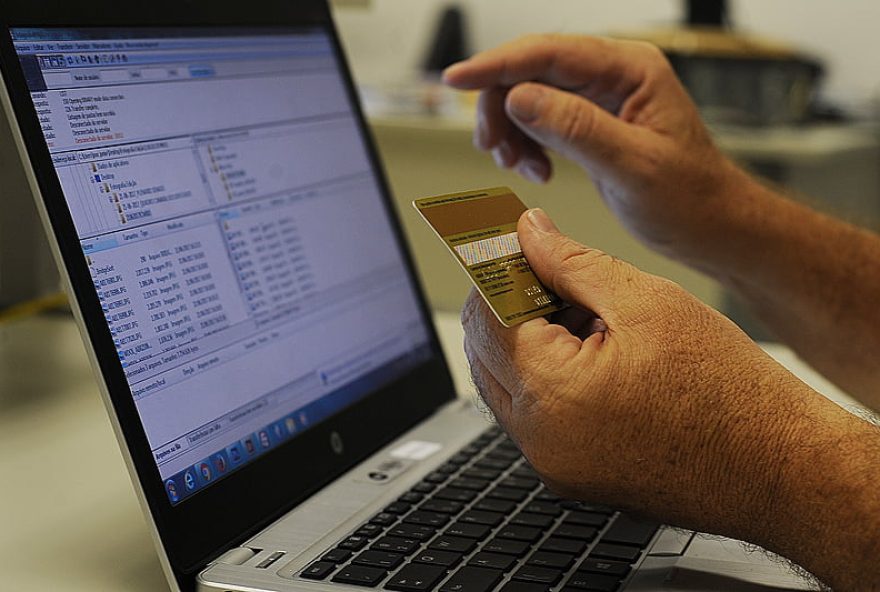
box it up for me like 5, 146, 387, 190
11, 26, 432, 505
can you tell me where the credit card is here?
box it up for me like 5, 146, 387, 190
413, 186, 565, 327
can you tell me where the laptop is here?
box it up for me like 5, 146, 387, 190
0, 2, 814, 591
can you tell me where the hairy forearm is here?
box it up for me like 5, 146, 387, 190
759, 397, 880, 591
682, 163, 880, 410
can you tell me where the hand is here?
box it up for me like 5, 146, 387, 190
462, 208, 830, 538
443, 35, 749, 264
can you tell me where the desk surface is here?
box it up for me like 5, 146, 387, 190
0, 312, 859, 591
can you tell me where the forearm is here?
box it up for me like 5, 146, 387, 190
680, 162, 880, 410
756, 396, 880, 591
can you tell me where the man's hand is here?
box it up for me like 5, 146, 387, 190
463, 209, 880, 590
443, 34, 745, 262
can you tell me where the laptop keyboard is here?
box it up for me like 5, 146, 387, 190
299, 427, 659, 592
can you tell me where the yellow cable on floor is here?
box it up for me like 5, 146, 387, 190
0, 292, 68, 324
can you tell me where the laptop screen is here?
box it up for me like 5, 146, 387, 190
11, 27, 432, 505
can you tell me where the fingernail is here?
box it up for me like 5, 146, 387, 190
441, 62, 465, 82
527, 208, 558, 232
493, 142, 513, 168
520, 160, 547, 184
475, 121, 490, 150
507, 85, 545, 123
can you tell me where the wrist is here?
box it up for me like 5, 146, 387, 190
746, 393, 880, 589
666, 157, 770, 279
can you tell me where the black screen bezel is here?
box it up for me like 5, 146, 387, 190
0, 2, 456, 590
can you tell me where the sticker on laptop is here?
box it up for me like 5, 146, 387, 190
413, 186, 565, 327
390, 440, 442, 461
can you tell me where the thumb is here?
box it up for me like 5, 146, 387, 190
505, 82, 645, 173
517, 208, 634, 321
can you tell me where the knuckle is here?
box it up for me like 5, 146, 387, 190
460, 289, 483, 327
553, 244, 614, 283
558, 97, 596, 146
634, 40, 668, 66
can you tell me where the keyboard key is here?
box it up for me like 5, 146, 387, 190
439, 566, 503, 592
413, 482, 437, 494
371, 513, 398, 526
533, 489, 560, 502
599, 516, 659, 548
589, 543, 641, 563
565, 573, 621, 592
498, 477, 539, 491
399, 492, 425, 504
462, 468, 502, 481
468, 551, 517, 571
331, 564, 386, 587
438, 463, 460, 474
340, 535, 370, 551
564, 512, 607, 528
561, 502, 614, 515
458, 510, 505, 526
527, 551, 574, 570
510, 466, 538, 479
385, 563, 447, 592
473, 499, 517, 514
353, 550, 405, 570
552, 524, 598, 542
510, 512, 554, 529
540, 537, 587, 556
577, 559, 631, 578
301, 561, 336, 580
413, 549, 464, 568
355, 523, 385, 538
497, 525, 542, 542
322, 548, 353, 564
429, 535, 477, 554
434, 487, 478, 503
386, 502, 413, 515
404, 511, 450, 528
449, 477, 491, 491
501, 582, 551, 592
445, 522, 491, 540
372, 536, 421, 555
559, 501, 586, 511
521, 502, 562, 517
483, 537, 530, 557
486, 487, 528, 502
389, 524, 436, 541
512, 565, 563, 585
474, 458, 512, 471
486, 449, 522, 462
461, 444, 484, 456
421, 500, 465, 515
425, 472, 450, 484
449, 453, 472, 465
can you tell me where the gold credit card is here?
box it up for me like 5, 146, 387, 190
414, 186, 565, 327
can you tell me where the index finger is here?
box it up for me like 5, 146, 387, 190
443, 34, 647, 101
460, 290, 585, 399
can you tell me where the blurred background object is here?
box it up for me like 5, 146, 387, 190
422, 5, 469, 74
618, 0, 825, 127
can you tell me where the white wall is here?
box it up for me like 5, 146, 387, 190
334, 0, 880, 113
